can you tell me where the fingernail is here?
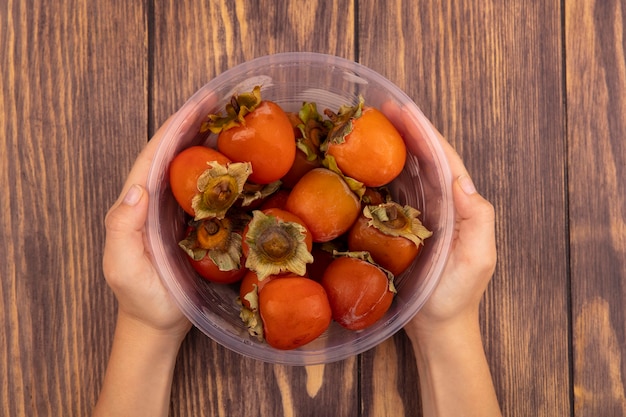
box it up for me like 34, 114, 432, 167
123, 184, 143, 206
458, 175, 477, 195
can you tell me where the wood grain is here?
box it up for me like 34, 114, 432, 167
0, 0, 148, 416
2, 0, 625, 416
150, 2, 359, 416
150, 0, 356, 126
566, 0, 626, 415
358, 1, 571, 416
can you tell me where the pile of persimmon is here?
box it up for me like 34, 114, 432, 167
168, 86, 432, 350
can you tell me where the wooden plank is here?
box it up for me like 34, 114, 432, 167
357, 1, 571, 416
566, 0, 626, 415
0, 0, 148, 416
150, 0, 357, 126
149, 2, 359, 416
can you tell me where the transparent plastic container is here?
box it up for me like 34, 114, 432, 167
146, 52, 454, 365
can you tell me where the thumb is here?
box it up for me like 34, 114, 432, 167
103, 184, 150, 277
451, 175, 497, 275
105, 184, 148, 234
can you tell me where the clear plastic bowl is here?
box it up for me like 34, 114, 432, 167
146, 52, 454, 365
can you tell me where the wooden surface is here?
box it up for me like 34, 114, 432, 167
1, 0, 624, 416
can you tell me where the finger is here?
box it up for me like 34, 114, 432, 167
452, 175, 497, 275
103, 184, 150, 280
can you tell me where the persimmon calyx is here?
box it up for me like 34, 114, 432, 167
239, 180, 281, 207
208, 232, 244, 271
297, 102, 331, 158
332, 250, 397, 293
298, 101, 324, 126
178, 218, 244, 272
362, 186, 392, 206
239, 298, 264, 341
192, 161, 252, 220
365, 202, 433, 247
200, 85, 263, 134
244, 210, 313, 280
321, 154, 366, 198
321, 95, 365, 150
296, 140, 320, 162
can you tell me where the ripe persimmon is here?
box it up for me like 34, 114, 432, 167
284, 168, 360, 242
189, 254, 246, 284
324, 102, 406, 187
259, 277, 332, 350
216, 100, 296, 185
321, 255, 395, 331
347, 202, 432, 276
239, 270, 283, 310
242, 208, 313, 279
169, 146, 246, 217
178, 218, 247, 284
